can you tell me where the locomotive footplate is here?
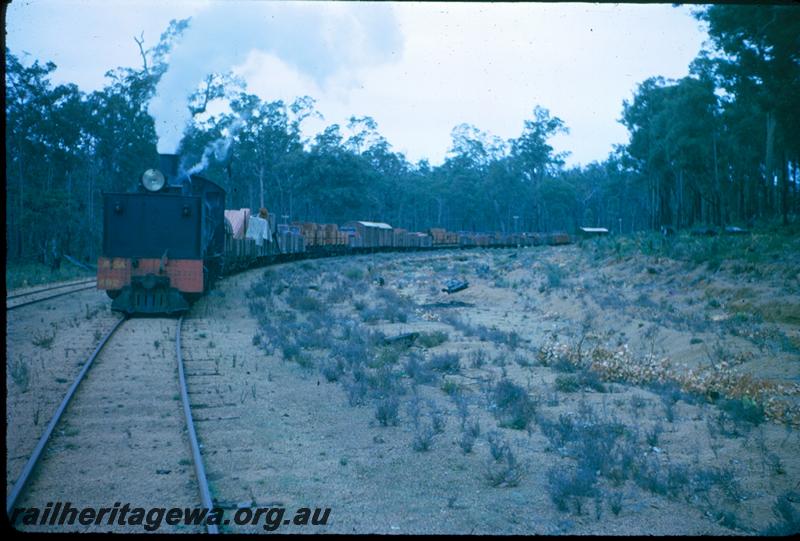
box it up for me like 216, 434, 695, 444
111, 274, 190, 315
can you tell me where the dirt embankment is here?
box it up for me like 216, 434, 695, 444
187, 239, 798, 534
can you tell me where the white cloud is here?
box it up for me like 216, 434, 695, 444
7, 1, 706, 167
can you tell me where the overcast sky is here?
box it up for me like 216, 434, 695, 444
6, 0, 709, 167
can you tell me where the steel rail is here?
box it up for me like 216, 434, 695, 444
5, 316, 127, 516
7, 279, 97, 301
7, 285, 98, 311
176, 316, 219, 535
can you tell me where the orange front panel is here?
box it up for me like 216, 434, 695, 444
97, 258, 204, 293
97, 257, 130, 291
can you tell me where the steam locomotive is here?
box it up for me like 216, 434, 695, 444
98, 153, 572, 315
97, 154, 226, 313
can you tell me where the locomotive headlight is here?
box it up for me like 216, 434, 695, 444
141, 169, 166, 192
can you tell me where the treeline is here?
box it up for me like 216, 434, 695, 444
5, 6, 799, 264
622, 6, 800, 230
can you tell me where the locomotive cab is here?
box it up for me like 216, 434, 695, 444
97, 154, 225, 315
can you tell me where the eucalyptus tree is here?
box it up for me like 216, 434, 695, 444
5, 51, 101, 260
6, 51, 53, 259
229, 95, 300, 212
621, 76, 719, 228
694, 4, 800, 224
509, 106, 569, 231
362, 138, 413, 227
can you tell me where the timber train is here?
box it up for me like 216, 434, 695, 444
98, 153, 572, 314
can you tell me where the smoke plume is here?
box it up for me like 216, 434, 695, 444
149, 1, 402, 155
185, 116, 246, 177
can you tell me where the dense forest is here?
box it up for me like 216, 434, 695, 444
5, 5, 800, 264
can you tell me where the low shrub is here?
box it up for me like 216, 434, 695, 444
485, 445, 523, 488
343, 377, 368, 407
345, 267, 364, 281
412, 423, 435, 452
417, 331, 449, 348
720, 396, 765, 426
375, 395, 400, 426
427, 352, 461, 374
404, 352, 437, 384
763, 492, 800, 535
459, 430, 476, 454
286, 287, 323, 312
10, 357, 30, 392
486, 431, 509, 461
491, 379, 536, 430
321, 358, 344, 382
547, 465, 598, 514
555, 374, 580, 393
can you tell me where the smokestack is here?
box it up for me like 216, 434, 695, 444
159, 153, 180, 184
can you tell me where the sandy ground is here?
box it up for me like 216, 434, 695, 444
185, 243, 798, 534
6, 242, 800, 534
6, 287, 118, 494
9, 315, 205, 533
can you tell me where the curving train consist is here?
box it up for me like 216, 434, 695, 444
97, 153, 572, 314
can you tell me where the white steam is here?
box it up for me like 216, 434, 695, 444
185, 117, 246, 176
149, 1, 402, 154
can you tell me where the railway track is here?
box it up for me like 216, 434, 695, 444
6, 316, 218, 534
6, 279, 98, 311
